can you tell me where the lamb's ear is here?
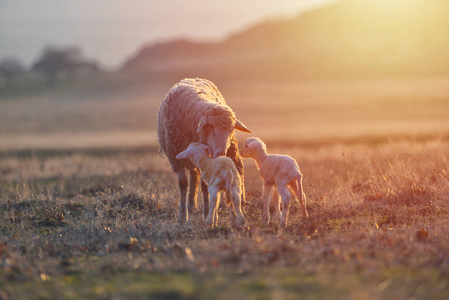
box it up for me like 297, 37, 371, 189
204, 145, 212, 157
176, 148, 191, 160
246, 138, 258, 148
235, 119, 252, 133
197, 115, 209, 133
246, 140, 256, 148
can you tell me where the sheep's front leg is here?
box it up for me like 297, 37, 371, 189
271, 188, 282, 222
188, 168, 200, 213
201, 180, 209, 221
262, 183, 273, 225
240, 172, 246, 212
205, 186, 219, 227
227, 138, 246, 211
277, 185, 291, 228
176, 169, 188, 223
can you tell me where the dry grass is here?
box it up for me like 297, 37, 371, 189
1, 77, 449, 298
1, 139, 449, 299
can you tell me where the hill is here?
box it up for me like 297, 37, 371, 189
122, 0, 449, 81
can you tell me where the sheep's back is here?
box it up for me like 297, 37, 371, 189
157, 78, 229, 160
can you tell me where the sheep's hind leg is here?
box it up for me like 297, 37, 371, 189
201, 180, 209, 221
188, 168, 200, 213
176, 168, 189, 223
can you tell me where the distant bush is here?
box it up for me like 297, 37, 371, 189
0, 57, 25, 89
32, 46, 101, 86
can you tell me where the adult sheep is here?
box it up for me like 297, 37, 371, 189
157, 78, 251, 223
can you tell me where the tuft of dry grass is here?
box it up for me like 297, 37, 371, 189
1, 139, 449, 299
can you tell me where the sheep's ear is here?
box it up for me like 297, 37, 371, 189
197, 115, 209, 133
235, 119, 252, 133
176, 149, 191, 160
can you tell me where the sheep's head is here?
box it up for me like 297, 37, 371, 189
197, 109, 251, 158
176, 143, 212, 166
240, 137, 267, 158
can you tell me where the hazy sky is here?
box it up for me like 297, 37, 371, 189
0, 0, 334, 69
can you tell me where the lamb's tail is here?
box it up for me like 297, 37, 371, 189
226, 171, 241, 197
226, 171, 246, 227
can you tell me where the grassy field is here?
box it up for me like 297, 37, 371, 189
1, 77, 449, 299
2, 76, 449, 149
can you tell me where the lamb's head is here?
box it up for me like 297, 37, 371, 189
176, 142, 212, 167
197, 107, 251, 158
240, 137, 267, 158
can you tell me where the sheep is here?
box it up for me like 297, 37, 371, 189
157, 78, 251, 223
240, 137, 308, 227
176, 142, 246, 228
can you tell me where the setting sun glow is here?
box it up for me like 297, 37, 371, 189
279, 0, 449, 78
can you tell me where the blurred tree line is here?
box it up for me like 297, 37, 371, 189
0, 57, 25, 88
0, 45, 101, 91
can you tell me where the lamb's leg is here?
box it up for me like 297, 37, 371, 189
201, 180, 209, 220
225, 192, 238, 226
291, 176, 308, 218
176, 169, 188, 223
277, 185, 291, 228
231, 193, 246, 228
188, 168, 200, 213
214, 193, 221, 227
262, 183, 273, 225
205, 186, 219, 227
271, 188, 282, 222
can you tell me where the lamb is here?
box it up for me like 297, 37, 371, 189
240, 137, 308, 227
176, 142, 246, 228
157, 78, 251, 223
